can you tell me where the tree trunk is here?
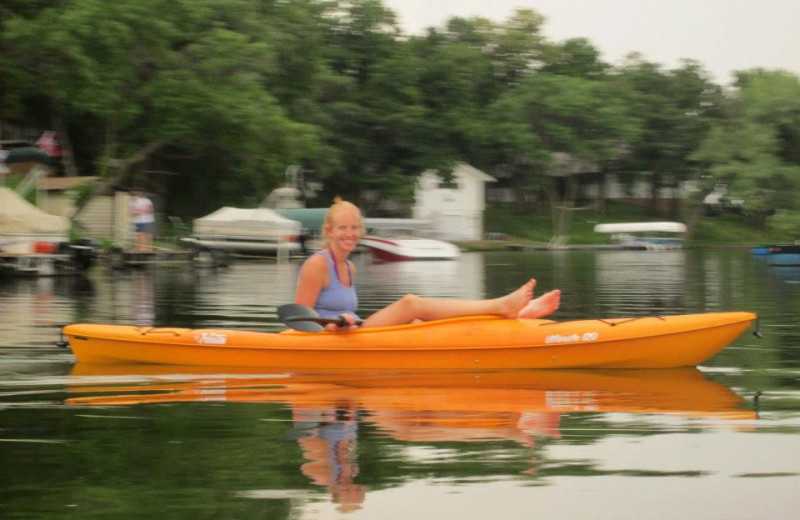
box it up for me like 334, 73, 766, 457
683, 203, 705, 239
52, 113, 79, 177
70, 138, 169, 218
594, 170, 607, 217
546, 175, 577, 239
650, 172, 662, 214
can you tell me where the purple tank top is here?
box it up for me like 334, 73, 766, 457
314, 250, 360, 320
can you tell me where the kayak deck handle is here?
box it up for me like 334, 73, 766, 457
137, 328, 183, 337
539, 315, 667, 327
597, 315, 667, 326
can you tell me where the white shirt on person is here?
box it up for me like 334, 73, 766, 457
130, 196, 155, 224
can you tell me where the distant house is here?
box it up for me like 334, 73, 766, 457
38, 176, 134, 244
413, 163, 496, 241
486, 151, 689, 208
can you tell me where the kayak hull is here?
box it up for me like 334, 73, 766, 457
62, 312, 757, 369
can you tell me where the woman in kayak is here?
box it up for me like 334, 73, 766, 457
294, 198, 561, 331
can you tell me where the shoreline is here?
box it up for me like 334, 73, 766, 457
454, 240, 760, 252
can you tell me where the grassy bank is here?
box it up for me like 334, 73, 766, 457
474, 202, 789, 248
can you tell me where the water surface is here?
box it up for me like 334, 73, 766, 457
1, 249, 798, 519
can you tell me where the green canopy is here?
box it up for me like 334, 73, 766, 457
2, 146, 55, 165
274, 208, 328, 232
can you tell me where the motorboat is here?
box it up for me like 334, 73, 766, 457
359, 218, 460, 261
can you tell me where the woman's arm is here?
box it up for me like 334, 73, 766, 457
294, 254, 328, 308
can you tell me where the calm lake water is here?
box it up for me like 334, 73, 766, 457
1, 249, 799, 519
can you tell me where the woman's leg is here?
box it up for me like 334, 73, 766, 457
361, 279, 539, 328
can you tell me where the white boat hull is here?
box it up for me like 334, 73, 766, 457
359, 236, 460, 261
181, 237, 301, 255
0, 233, 69, 254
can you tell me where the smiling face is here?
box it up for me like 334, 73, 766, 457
324, 203, 363, 254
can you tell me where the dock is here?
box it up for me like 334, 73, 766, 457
0, 241, 96, 277
0, 252, 88, 277
105, 247, 231, 270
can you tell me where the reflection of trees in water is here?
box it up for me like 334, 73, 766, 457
357, 253, 486, 315
0, 275, 94, 346
182, 262, 298, 330
594, 250, 686, 315
133, 271, 154, 327
60, 366, 756, 517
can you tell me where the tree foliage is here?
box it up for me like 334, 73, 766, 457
0, 0, 798, 229
691, 70, 800, 227
610, 56, 724, 215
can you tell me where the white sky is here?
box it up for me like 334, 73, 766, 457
382, 0, 800, 86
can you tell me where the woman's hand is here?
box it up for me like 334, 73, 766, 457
324, 314, 358, 331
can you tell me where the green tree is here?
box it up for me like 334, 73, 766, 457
736, 69, 800, 166
402, 9, 550, 185
488, 8, 547, 88
293, 0, 437, 212
487, 72, 634, 235
690, 70, 800, 230
540, 37, 608, 79
1, 0, 317, 213
409, 30, 494, 171
612, 56, 723, 217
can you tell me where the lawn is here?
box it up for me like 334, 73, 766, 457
482, 202, 790, 246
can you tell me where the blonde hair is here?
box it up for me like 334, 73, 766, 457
323, 197, 364, 238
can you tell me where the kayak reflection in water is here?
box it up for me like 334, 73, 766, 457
294, 198, 562, 331
287, 402, 563, 503
291, 405, 365, 512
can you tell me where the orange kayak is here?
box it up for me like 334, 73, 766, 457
61, 311, 757, 369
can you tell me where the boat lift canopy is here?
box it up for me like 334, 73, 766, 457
593, 222, 687, 234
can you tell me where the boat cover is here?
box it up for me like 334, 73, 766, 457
0, 187, 70, 235
192, 207, 300, 239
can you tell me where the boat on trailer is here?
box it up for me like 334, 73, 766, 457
594, 222, 687, 250
0, 188, 96, 276
180, 206, 303, 256
61, 311, 757, 370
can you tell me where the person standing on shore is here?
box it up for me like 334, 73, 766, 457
130, 190, 155, 251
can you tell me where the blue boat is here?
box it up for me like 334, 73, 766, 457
765, 245, 800, 266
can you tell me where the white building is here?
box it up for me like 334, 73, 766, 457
413, 163, 496, 241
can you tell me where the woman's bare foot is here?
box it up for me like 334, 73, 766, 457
498, 279, 536, 318
516, 289, 561, 319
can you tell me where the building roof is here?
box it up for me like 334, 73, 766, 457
39, 176, 98, 191
420, 163, 496, 183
